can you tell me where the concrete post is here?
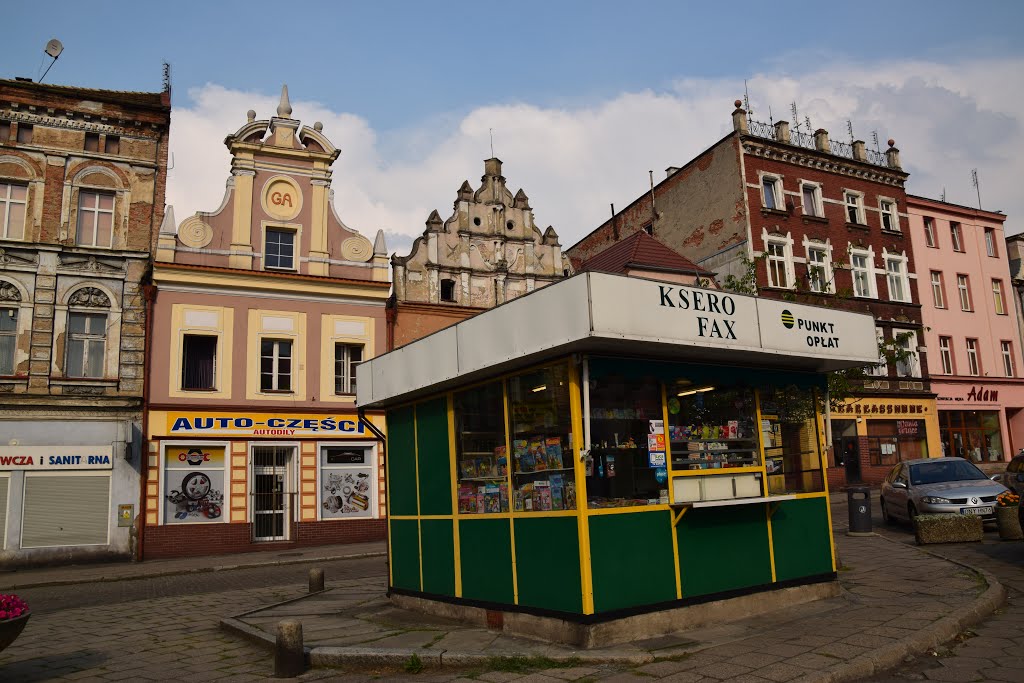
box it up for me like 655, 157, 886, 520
309, 567, 325, 593
275, 619, 305, 678
814, 129, 830, 153
731, 100, 748, 134
774, 121, 790, 144
885, 139, 902, 170
852, 140, 867, 162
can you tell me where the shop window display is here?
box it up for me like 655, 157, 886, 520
508, 364, 576, 512
454, 381, 509, 514
667, 384, 759, 471
867, 420, 928, 466
163, 443, 226, 523
759, 387, 825, 495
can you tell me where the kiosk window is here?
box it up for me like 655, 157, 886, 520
454, 380, 508, 514
760, 387, 825, 495
508, 364, 575, 512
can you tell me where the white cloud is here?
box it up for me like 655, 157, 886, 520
166, 56, 1023, 260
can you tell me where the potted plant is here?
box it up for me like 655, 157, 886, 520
995, 491, 1022, 541
0, 594, 30, 652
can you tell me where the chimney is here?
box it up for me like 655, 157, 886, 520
885, 139, 901, 170
852, 140, 867, 162
814, 128, 830, 153
665, 167, 680, 178
774, 120, 790, 144
731, 100, 748, 134
484, 157, 503, 177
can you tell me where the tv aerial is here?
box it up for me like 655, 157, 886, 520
40, 38, 63, 84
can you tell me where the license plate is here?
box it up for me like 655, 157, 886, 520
961, 506, 993, 516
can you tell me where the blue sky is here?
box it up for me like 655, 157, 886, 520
5, 1, 1023, 248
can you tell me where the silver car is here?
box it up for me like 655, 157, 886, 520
880, 457, 1007, 524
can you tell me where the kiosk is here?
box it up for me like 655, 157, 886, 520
356, 272, 879, 646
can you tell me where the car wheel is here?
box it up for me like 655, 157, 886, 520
881, 498, 893, 525
908, 503, 918, 524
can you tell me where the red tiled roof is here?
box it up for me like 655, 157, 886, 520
578, 230, 713, 276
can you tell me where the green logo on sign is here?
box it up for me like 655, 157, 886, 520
781, 310, 795, 329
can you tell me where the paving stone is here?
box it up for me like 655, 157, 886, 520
692, 662, 755, 680
636, 660, 695, 677
749, 662, 812, 682
543, 667, 601, 680
921, 667, 984, 682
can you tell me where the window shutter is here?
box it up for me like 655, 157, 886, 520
21, 475, 110, 548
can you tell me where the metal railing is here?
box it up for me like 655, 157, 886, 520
747, 119, 777, 140
746, 118, 891, 168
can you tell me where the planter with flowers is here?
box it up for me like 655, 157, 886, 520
0, 594, 30, 652
995, 491, 1022, 541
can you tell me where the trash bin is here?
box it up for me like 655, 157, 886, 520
847, 486, 873, 535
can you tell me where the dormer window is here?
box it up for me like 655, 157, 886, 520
440, 278, 456, 302
265, 227, 295, 270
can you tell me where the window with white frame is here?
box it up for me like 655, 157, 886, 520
930, 271, 945, 308
800, 182, 822, 217
950, 222, 964, 252
993, 279, 1006, 315
966, 338, 980, 376
66, 311, 107, 378
761, 176, 782, 211
985, 229, 997, 258
0, 306, 16, 375
76, 190, 115, 248
850, 249, 875, 298
319, 445, 375, 519
765, 238, 792, 289
334, 343, 362, 395
1002, 341, 1015, 377
885, 254, 911, 303
866, 327, 887, 376
939, 336, 954, 374
844, 191, 865, 224
894, 331, 920, 378
806, 244, 832, 293
880, 200, 898, 231
260, 339, 293, 392
0, 182, 27, 240
957, 274, 972, 311
264, 228, 296, 270
923, 216, 937, 247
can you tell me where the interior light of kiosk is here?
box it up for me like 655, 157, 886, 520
677, 385, 715, 397
531, 385, 547, 393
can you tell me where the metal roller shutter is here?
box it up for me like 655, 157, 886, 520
21, 475, 110, 548
0, 476, 7, 547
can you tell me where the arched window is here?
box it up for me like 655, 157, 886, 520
64, 286, 112, 378
0, 280, 22, 375
68, 166, 126, 249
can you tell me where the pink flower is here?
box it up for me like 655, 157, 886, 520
0, 594, 28, 621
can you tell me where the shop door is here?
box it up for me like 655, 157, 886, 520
840, 436, 862, 483
252, 446, 294, 542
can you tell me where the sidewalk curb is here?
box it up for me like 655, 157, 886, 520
0, 551, 386, 590
792, 534, 1008, 683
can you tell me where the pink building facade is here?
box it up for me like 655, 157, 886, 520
907, 195, 1024, 465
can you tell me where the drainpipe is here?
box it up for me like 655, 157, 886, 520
137, 283, 157, 562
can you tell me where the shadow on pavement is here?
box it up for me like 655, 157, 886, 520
0, 650, 107, 682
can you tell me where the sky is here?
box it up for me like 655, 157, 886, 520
5, 1, 1024, 253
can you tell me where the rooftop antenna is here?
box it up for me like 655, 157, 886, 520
162, 62, 171, 95
768, 105, 774, 126
39, 38, 63, 84
971, 168, 982, 209
791, 102, 800, 134
871, 131, 881, 154
743, 80, 752, 118
805, 115, 812, 133
846, 119, 854, 143
941, 186, 946, 202
489, 128, 494, 158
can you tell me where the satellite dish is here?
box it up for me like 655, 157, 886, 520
44, 39, 63, 59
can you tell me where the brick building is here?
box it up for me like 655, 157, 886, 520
0, 77, 170, 566
568, 101, 936, 486
387, 158, 572, 349
144, 87, 388, 559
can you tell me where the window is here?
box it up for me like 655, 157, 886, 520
950, 222, 963, 252
957, 274, 972, 311
765, 239, 792, 289
923, 216, 936, 247
181, 334, 217, 390
76, 190, 114, 248
66, 311, 107, 378
844, 191, 864, 224
0, 121, 9, 141
0, 307, 16, 375
16, 124, 32, 144
800, 182, 822, 217
260, 339, 292, 392
993, 279, 1006, 315
84, 133, 100, 152
440, 278, 456, 302
642, 222, 653, 235
0, 181, 27, 240
104, 135, 120, 155
895, 332, 919, 378
931, 271, 945, 308
850, 249, 875, 298
985, 228, 997, 257
939, 336, 954, 374
334, 343, 362, 395
880, 200, 898, 231
320, 445, 375, 519
455, 381, 509, 515
163, 444, 226, 525
866, 327, 888, 376
966, 339, 980, 376
806, 245, 831, 293
264, 228, 295, 270
761, 176, 782, 210
1002, 341, 1015, 377
885, 255, 910, 302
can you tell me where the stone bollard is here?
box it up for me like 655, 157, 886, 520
275, 619, 304, 678
309, 567, 325, 593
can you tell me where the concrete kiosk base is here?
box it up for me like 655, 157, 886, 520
391, 579, 840, 649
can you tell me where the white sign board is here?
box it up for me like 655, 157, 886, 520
0, 445, 114, 470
